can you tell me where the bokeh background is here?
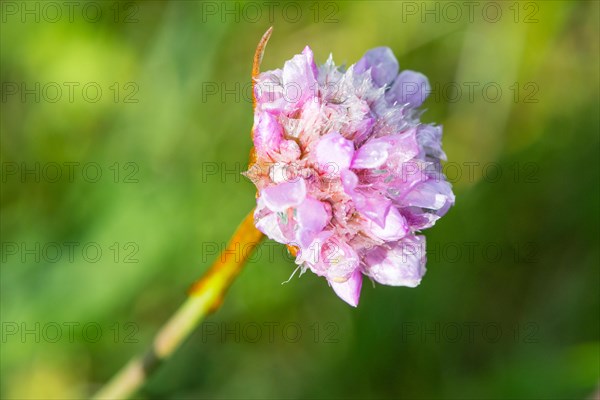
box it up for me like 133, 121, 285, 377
1, 1, 599, 398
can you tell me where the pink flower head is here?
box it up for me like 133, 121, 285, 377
246, 46, 454, 307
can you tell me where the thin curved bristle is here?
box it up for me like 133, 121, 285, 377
252, 27, 273, 111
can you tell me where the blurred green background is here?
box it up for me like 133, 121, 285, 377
1, 1, 599, 398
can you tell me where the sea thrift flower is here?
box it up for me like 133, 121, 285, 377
245, 46, 454, 307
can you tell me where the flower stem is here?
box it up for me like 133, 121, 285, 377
93, 210, 264, 399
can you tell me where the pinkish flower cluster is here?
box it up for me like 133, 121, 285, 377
245, 46, 454, 306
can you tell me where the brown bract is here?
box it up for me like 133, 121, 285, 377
248, 27, 274, 170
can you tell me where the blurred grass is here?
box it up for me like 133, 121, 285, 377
1, 1, 599, 399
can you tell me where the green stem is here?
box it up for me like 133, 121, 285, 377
93, 210, 264, 399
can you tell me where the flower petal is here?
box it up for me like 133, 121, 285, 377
367, 206, 408, 241
341, 169, 391, 227
282, 46, 318, 110
253, 111, 283, 158
295, 198, 330, 248
262, 179, 307, 212
329, 269, 363, 307
341, 169, 359, 193
316, 132, 355, 172
325, 239, 360, 281
417, 124, 447, 161
402, 179, 454, 211
384, 128, 420, 164
352, 138, 391, 169
387, 70, 431, 108
364, 236, 426, 287
355, 194, 392, 228
295, 230, 332, 270
355, 47, 399, 87
254, 200, 289, 243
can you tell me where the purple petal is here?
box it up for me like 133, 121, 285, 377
254, 200, 289, 243
253, 111, 283, 157
296, 198, 329, 231
352, 138, 391, 169
387, 70, 431, 108
282, 46, 318, 109
367, 206, 409, 241
254, 69, 286, 113
355, 47, 399, 87
355, 194, 392, 228
383, 128, 420, 164
417, 124, 447, 161
402, 179, 454, 210
316, 132, 355, 172
255, 213, 287, 243
261, 179, 307, 212
295, 230, 332, 272
324, 239, 360, 280
352, 116, 375, 143
364, 236, 426, 287
341, 169, 359, 193
302, 46, 319, 79
341, 170, 391, 227
401, 207, 441, 231
295, 198, 330, 248
329, 269, 363, 307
